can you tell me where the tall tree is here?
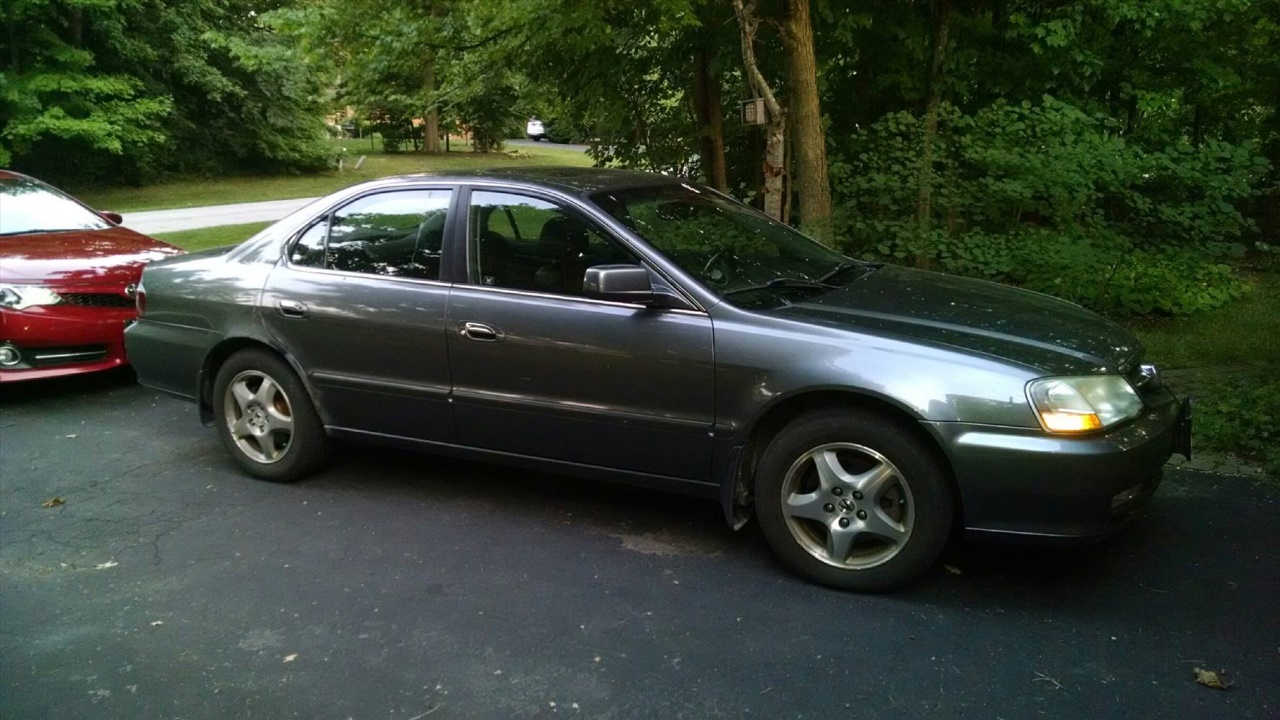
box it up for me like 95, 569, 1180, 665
733, 0, 787, 221
914, 0, 953, 269
783, 0, 833, 244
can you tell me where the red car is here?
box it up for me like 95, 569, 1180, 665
0, 170, 183, 382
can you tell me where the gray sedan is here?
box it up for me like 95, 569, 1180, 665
125, 168, 1191, 591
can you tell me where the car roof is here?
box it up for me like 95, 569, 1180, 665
358, 167, 685, 196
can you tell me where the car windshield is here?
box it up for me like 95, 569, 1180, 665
0, 177, 110, 236
591, 183, 864, 305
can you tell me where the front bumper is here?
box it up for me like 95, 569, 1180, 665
929, 392, 1188, 541
0, 305, 135, 382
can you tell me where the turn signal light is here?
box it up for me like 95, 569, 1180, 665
1039, 411, 1103, 433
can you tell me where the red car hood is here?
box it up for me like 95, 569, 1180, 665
0, 226, 183, 287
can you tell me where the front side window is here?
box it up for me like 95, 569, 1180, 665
0, 177, 110, 236
468, 191, 635, 296
287, 189, 451, 279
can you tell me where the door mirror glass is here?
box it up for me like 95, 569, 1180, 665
584, 264, 653, 304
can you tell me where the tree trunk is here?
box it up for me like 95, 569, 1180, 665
423, 61, 441, 153
692, 48, 728, 191
783, 0, 833, 245
914, 0, 953, 269
69, 7, 83, 47
733, 0, 786, 222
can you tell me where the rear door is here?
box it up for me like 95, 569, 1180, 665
261, 186, 457, 442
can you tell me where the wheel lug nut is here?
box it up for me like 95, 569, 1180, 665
853, 491, 863, 500
838, 517, 850, 528
832, 487, 843, 496
823, 503, 835, 513
856, 510, 867, 520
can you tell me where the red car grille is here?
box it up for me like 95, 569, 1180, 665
61, 293, 135, 308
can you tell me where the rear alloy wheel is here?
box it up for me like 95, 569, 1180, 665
755, 410, 953, 591
213, 349, 327, 482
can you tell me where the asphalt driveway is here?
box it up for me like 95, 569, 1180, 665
1, 371, 1276, 719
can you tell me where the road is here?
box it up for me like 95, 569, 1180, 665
122, 140, 590, 234
1, 370, 1276, 719
122, 197, 320, 235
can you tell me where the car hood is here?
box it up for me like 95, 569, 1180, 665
769, 265, 1141, 375
0, 226, 183, 287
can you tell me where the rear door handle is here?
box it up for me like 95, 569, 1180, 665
458, 321, 502, 342
278, 300, 309, 318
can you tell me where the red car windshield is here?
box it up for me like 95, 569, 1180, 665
0, 177, 110, 236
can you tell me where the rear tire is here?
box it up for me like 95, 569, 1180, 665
754, 409, 953, 592
212, 348, 328, 483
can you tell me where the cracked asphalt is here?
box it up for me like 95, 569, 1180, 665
1, 370, 1276, 719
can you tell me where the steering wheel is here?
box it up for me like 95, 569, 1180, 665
701, 249, 731, 285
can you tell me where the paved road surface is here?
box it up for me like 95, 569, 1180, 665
2, 371, 1275, 719
122, 140, 589, 234
123, 197, 319, 235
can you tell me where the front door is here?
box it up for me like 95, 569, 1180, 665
261, 187, 456, 442
446, 189, 716, 481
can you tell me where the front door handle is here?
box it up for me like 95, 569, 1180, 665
458, 321, 503, 342
278, 299, 309, 318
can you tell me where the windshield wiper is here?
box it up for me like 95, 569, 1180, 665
723, 277, 837, 297
0, 228, 77, 236
818, 261, 882, 285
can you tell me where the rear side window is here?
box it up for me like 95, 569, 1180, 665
288, 189, 452, 279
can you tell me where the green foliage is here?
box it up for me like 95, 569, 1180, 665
1, 0, 327, 185
830, 97, 1267, 315
1195, 376, 1280, 476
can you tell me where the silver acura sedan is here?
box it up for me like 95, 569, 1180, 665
126, 168, 1191, 591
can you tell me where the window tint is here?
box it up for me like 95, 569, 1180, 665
289, 219, 328, 267
289, 189, 451, 279
469, 191, 635, 296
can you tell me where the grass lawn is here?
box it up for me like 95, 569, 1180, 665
153, 222, 273, 252
1126, 271, 1279, 476
76, 138, 592, 213
1128, 272, 1280, 369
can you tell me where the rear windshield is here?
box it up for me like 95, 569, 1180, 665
0, 177, 110, 236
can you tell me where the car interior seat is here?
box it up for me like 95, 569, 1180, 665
534, 215, 590, 295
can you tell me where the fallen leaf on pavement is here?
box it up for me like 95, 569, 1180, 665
41, 497, 66, 508
150, 621, 164, 627
94, 560, 118, 570
283, 654, 297, 663
944, 565, 962, 575
65, 434, 77, 438
1193, 667, 1232, 690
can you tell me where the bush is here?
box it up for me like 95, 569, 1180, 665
1195, 375, 1280, 476
829, 97, 1271, 316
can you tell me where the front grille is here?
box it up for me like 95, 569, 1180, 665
61, 293, 135, 308
28, 344, 108, 367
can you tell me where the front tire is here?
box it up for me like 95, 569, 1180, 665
754, 409, 953, 592
212, 348, 328, 483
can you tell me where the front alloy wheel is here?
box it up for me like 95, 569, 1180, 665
780, 443, 913, 570
755, 409, 953, 592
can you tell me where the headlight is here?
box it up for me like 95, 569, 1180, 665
1026, 375, 1143, 433
0, 284, 63, 310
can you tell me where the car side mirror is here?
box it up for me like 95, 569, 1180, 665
100, 211, 123, 225
584, 264, 653, 304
